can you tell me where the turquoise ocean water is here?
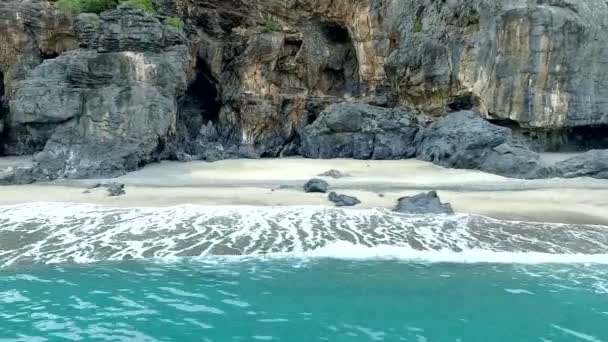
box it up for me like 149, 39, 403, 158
1, 260, 608, 341
1, 203, 608, 341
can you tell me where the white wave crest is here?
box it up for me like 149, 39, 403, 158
1, 202, 608, 267
297, 241, 608, 264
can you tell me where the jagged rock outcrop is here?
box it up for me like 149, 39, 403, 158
300, 103, 419, 159
8, 9, 190, 178
394, 191, 454, 215
0, 0, 76, 155
416, 111, 552, 179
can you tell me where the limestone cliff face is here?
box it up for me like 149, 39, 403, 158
1, 0, 608, 179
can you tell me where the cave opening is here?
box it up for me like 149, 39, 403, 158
173, 59, 222, 158
186, 61, 221, 125
447, 93, 476, 111
562, 125, 608, 151
321, 21, 351, 44
489, 118, 608, 152
316, 20, 360, 96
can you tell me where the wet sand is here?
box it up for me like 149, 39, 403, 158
1, 157, 608, 225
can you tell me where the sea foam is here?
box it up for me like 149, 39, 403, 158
1, 203, 608, 267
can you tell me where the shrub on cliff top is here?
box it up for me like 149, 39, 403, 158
117, 0, 155, 14
57, 0, 118, 14
57, 0, 155, 14
164, 16, 184, 30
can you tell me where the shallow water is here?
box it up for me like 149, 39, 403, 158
1, 259, 608, 341
1, 203, 608, 341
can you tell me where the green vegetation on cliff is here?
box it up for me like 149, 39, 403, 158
57, 0, 184, 30
259, 15, 281, 33
57, 0, 155, 14
164, 16, 185, 30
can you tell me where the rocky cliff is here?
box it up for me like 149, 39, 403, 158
1, 0, 608, 181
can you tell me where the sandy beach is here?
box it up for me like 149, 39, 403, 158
1, 157, 608, 225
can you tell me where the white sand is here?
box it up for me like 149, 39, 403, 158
2, 157, 608, 225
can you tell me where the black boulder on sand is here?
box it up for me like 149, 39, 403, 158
303, 179, 329, 193
328, 192, 361, 207
394, 191, 454, 214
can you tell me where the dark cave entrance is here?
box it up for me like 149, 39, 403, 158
174, 59, 222, 158
315, 20, 360, 96
562, 125, 608, 151
183, 61, 221, 125
322, 21, 350, 44
447, 93, 477, 111
489, 118, 608, 152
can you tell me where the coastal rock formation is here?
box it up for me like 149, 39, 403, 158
328, 191, 361, 207
416, 111, 552, 179
1, 0, 608, 181
555, 150, 608, 179
300, 103, 419, 159
394, 191, 454, 215
9, 9, 190, 178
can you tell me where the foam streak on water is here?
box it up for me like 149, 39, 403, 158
1, 203, 608, 268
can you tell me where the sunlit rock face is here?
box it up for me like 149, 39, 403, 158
2, 0, 608, 179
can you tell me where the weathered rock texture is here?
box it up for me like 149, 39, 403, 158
4, 7, 190, 178
300, 103, 418, 159
416, 111, 552, 179
1, 0, 608, 180
555, 150, 608, 179
394, 191, 454, 215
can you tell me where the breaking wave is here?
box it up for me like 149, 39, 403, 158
1, 203, 608, 268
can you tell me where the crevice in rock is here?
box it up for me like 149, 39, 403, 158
489, 118, 608, 152
39, 50, 60, 60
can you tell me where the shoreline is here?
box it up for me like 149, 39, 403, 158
2, 158, 608, 225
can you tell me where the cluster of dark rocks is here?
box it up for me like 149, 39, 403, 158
302, 177, 453, 214
303, 178, 362, 207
